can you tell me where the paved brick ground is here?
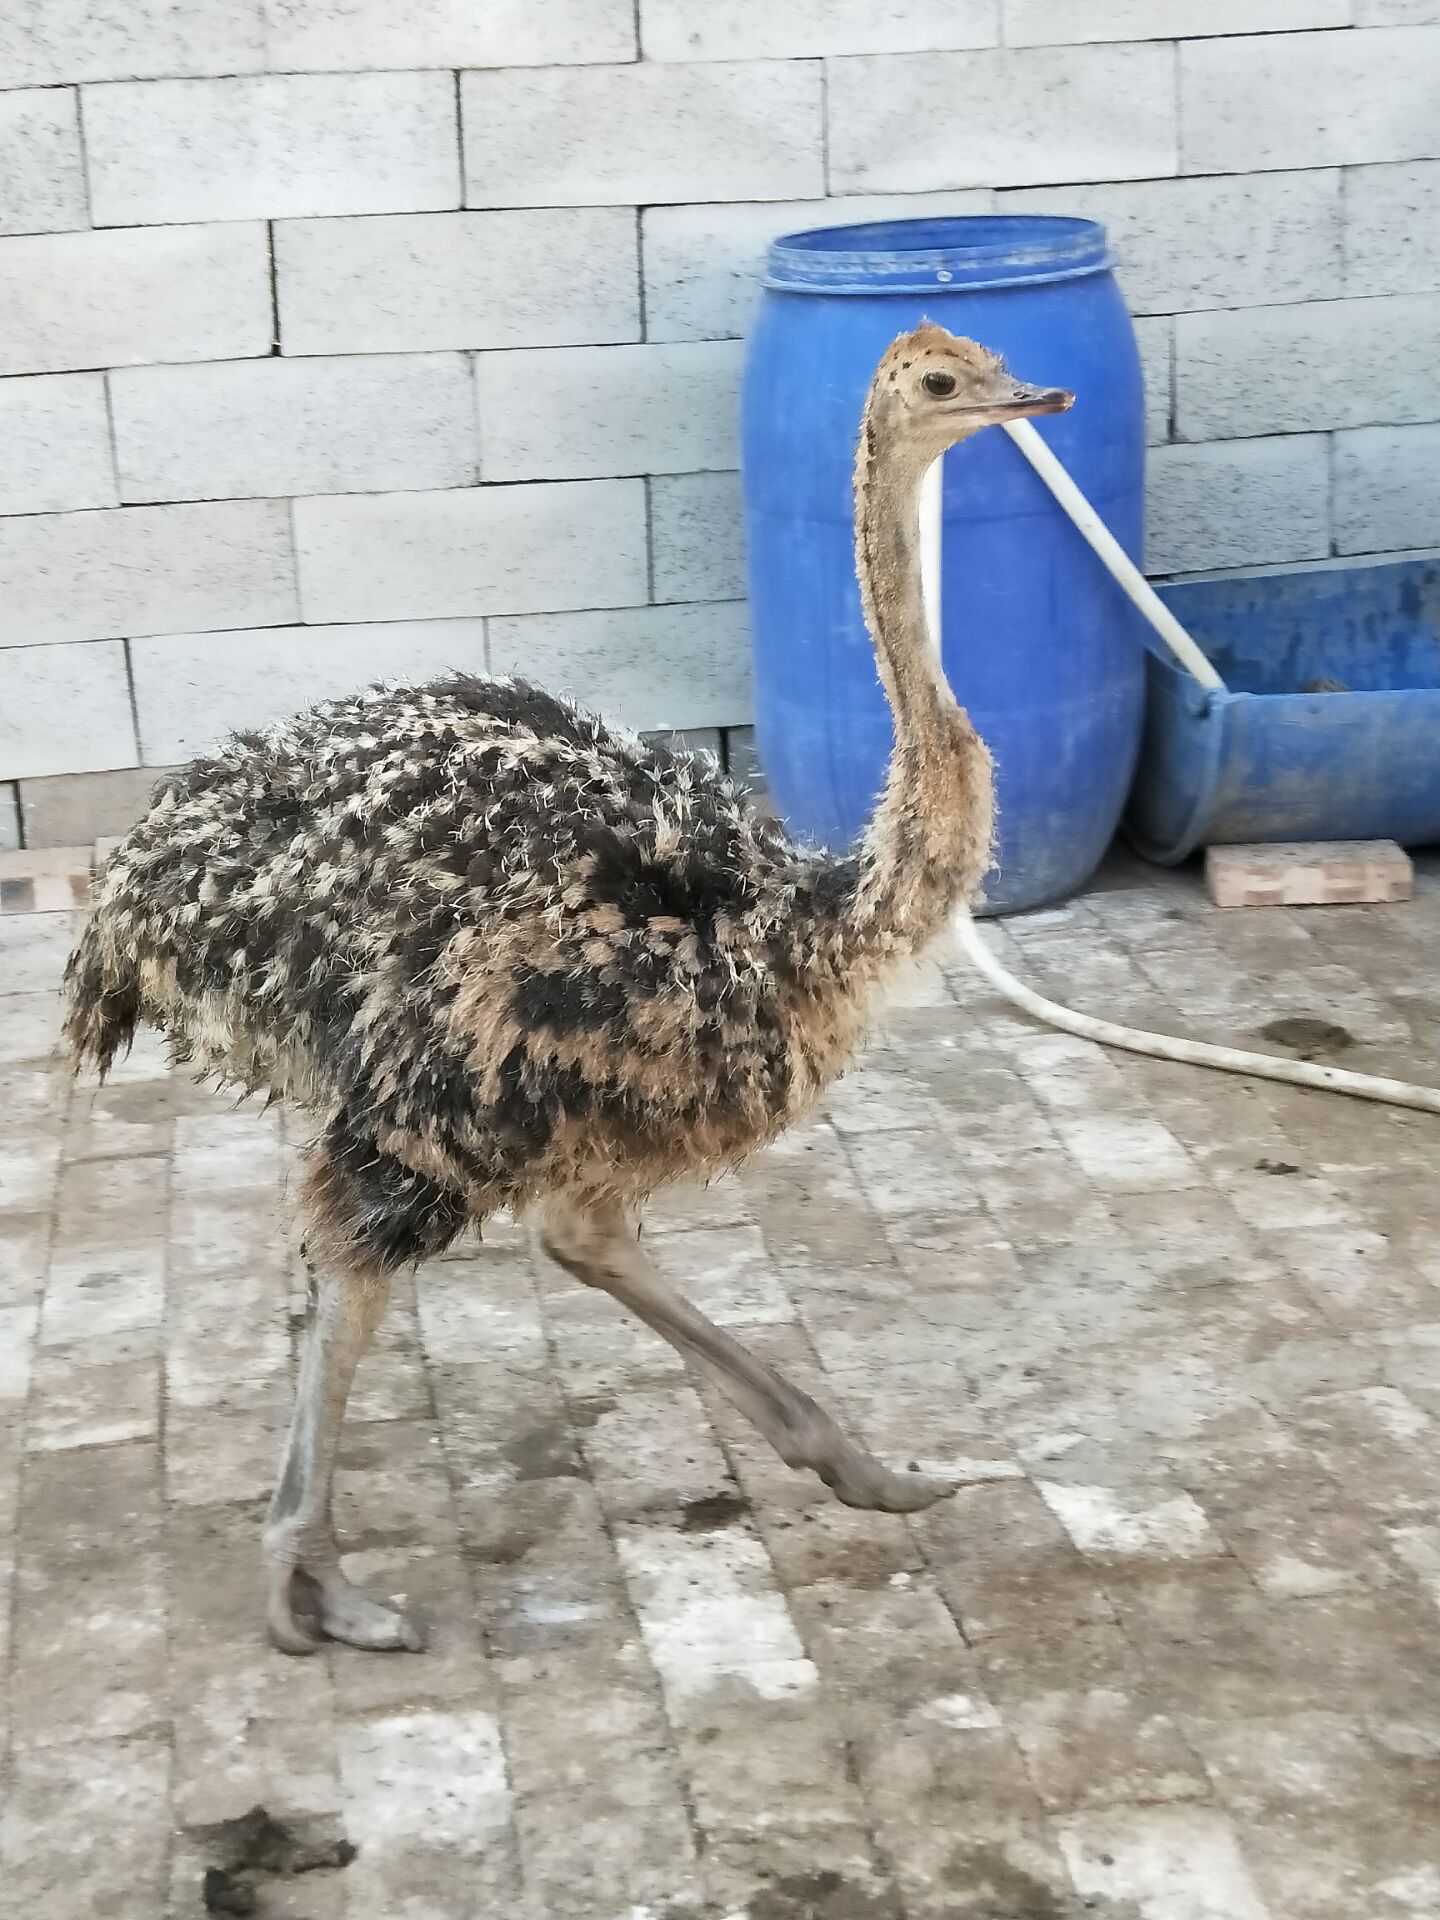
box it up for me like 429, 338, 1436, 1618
1, 849, 1437, 1920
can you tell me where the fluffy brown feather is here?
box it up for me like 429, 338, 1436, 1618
64, 675, 941, 1274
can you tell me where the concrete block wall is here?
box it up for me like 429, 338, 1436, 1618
1, 2, 1437, 840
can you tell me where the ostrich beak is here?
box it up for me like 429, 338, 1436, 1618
994, 382, 1074, 420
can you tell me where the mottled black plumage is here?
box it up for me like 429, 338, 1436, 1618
66, 673, 866, 1272
316, 1112, 470, 1269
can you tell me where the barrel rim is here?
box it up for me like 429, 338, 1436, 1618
764, 214, 1112, 295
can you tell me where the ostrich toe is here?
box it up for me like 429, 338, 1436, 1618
268, 1563, 425, 1655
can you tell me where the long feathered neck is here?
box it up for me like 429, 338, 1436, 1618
841, 399, 995, 951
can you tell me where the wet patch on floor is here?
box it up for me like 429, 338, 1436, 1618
1259, 1014, 1356, 1058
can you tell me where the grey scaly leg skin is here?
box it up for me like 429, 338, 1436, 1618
264, 1265, 425, 1654
541, 1198, 954, 1514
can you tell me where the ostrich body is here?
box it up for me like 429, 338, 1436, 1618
65, 326, 1071, 1653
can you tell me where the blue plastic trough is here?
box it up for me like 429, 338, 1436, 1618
1125, 558, 1440, 863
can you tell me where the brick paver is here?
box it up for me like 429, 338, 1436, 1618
1, 850, 1436, 1919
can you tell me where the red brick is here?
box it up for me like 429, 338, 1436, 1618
0, 844, 93, 914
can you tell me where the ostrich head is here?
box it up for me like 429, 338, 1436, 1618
864, 322, 1072, 469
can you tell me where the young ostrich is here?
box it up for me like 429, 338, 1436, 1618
65, 325, 1071, 1654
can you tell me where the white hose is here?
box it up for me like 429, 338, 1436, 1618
921, 441, 1440, 1116
953, 905, 1440, 1115
1002, 418, 1226, 693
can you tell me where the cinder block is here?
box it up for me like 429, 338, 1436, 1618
0, 785, 18, 851
996, 171, 1342, 317
294, 481, 647, 624
276, 208, 640, 356
1146, 438, 1329, 575
1181, 27, 1440, 172
0, 643, 138, 782
0, 0, 263, 87
0, 224, 271, 376
264, 0, 634, 70
722, 725, 767, 797
1344, 161, 1440, 297
0, 501, 297, 647
827, 43, 1176, 194
1004, 0, 1346, 40
16, 766, 169, 848
641, 0, 994, 60
642, 189, 991, 342
131, 622, 488, 765
111, 355, 476, 504
1333, 424, 1440, 555
1175, 295, 1439, 440
461, 61, 823, 208
650, 472, 747, 604
83, 72, 460, 227
488, 602, 752, 731
639, 728, 723, 773
0, 90, 87, 237
0, 375, 117, 516
1206, 841, 1414, 908
1354, 0, 1440, 19
1134, 315, 1171, 447
476, 342, 742, 482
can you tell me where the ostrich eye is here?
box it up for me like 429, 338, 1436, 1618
921, 370, 957, 397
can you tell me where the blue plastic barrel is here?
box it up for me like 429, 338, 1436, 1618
741, 216, 1147, 914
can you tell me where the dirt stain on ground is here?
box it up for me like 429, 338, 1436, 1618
507, 1418, 581, 1481
195, 1805, 355, 1915
345, 1524, 423, 1551
940, 1845, 1067, 1918
567, 1393, 617, 1428
679, 1492, 750, 1532
748, 1869, 895, 1919
1260, 1015, 1356, 1059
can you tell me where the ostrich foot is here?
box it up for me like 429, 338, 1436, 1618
820, 1459, 957, 1513
267, 1560, 425, 1655
776, 1405, 957, 1511
778, 1405, 957, 1513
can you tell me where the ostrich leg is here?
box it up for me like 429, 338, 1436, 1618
541, 1197, 954, 1514
264, 1265, 425, 1653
